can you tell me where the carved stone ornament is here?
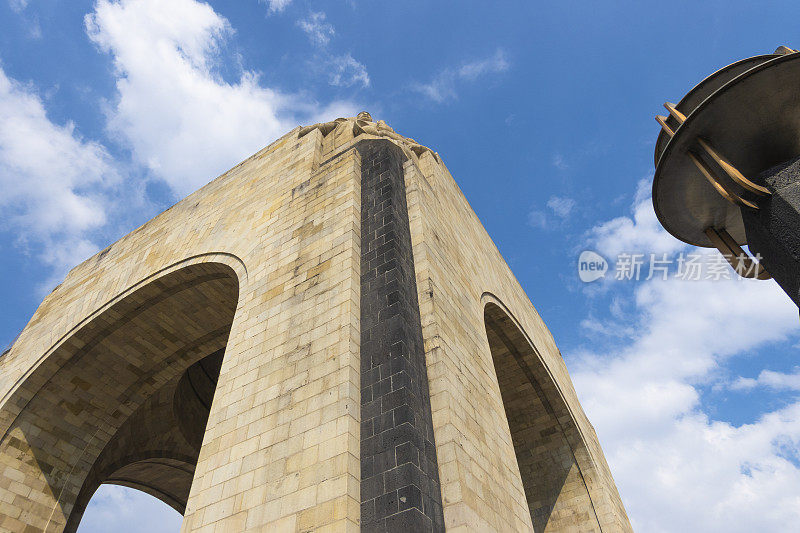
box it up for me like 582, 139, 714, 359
298, 110, 440, 161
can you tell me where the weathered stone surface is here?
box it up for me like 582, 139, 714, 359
0, 114, 630, 532
743, 156, 800, 307
358, 140, 444, 533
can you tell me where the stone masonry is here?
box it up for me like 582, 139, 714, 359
0, 112, 631, 532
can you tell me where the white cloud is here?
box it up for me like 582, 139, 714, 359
86, 0, 358, 197
77, 484, 181, 533
7, 0, 43, 39
260, 0, 292, 14
457, 49, 509, 80
571, 188, 800, 531
27, 17, 42, 39
589, 178, 686, 260
547, 195, 575, 218
0, 0, 361, 289
552, 153, 568, 170
328, 53, 370, 88
527, 209, 547, 229
733, 369, 800, 392
412, 48, 509, 103
8, 0, 28, 13
296, 11, 369, 89
528, 195, 575, 229
0, 65, 119, 276
297, 11, 334, 47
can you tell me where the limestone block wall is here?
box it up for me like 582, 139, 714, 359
0, 127, 362, 532
403, 149, 631, 532
0, 113, 630, 533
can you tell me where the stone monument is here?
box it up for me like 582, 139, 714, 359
0, 113, 631, 532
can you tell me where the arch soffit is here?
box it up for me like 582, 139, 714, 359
479, 291, 598, 471
0, 252, 248, 439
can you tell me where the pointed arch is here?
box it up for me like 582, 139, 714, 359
0, 258, 242, 532
482, 296, 601, 532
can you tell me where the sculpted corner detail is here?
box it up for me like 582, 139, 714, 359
298, 111, 441, 162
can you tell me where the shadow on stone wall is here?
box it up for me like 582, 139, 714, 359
484, 303, 600, 532
0, 262, 238, 532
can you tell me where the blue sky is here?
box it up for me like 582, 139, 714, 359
1, 0, 800, 531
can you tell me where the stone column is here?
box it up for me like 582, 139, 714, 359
358, 140, 445, 532
742, 156, 800, 307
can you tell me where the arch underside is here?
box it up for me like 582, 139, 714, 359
104, 458, 195, 513
0, 262, 237, 533
484, 303, 600, 533
68, 348, 225, 529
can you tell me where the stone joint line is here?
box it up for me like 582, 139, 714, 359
358, 140, 446, 532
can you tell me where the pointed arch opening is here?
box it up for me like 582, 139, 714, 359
76, 485, 181, 533
0, 260, 240, 532
484, 301, 600, 532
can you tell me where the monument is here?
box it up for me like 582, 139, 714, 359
654, 46, 800, 308
0, 113, 631, 532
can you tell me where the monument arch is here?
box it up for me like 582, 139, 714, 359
0, 114, 630, 532
0, 259, 241, 531
482, 296, 600, 532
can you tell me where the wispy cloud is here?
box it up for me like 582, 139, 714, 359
528, 194, 576, 229
7, 0, 42, 39
259, 0, 292, 14
412, 48, 509, 103
733, 369, 800, 392
328, 53, 370, 87
457, 49, 510, 80
547, 196, 575, 218
297, 11, 334, 47
8, 0, 28, 13
589, 178, 685, 259
294, 10, 369, 89
552, 153, 568, 170
527, 210, 547, 229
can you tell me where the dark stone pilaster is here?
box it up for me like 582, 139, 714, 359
742, 155, 800, 307
358, 140, 445, 532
